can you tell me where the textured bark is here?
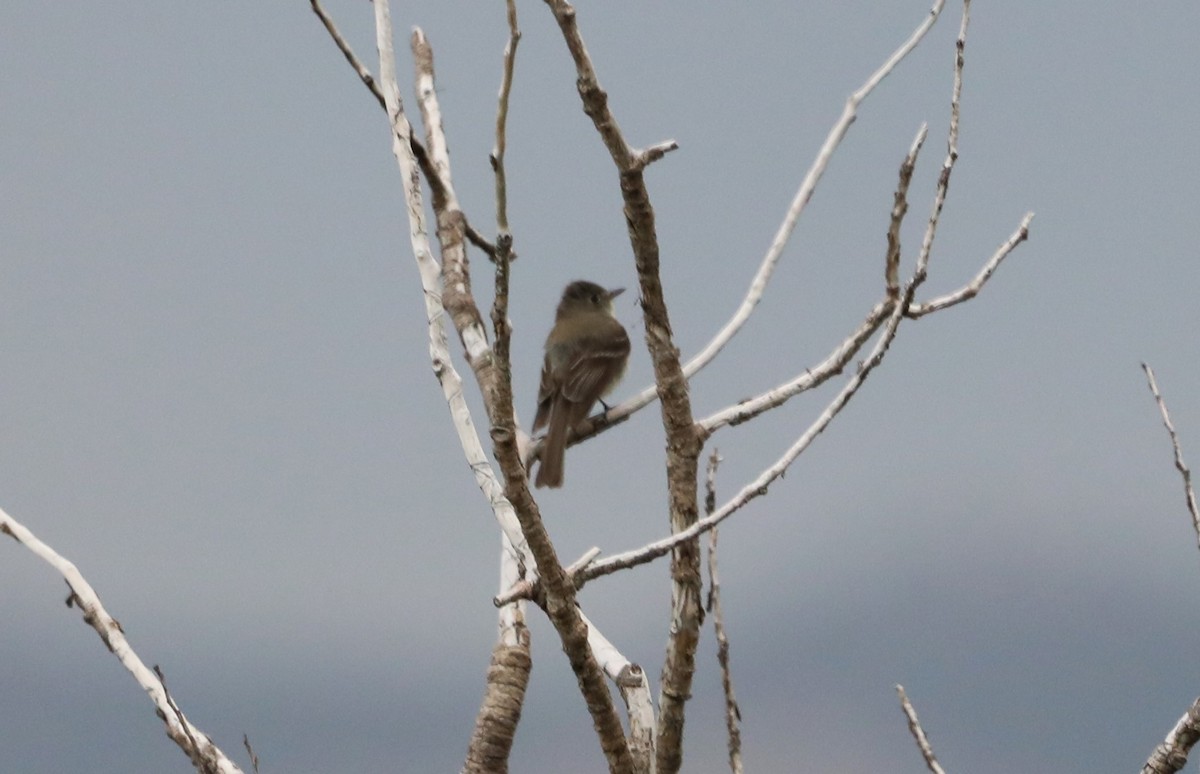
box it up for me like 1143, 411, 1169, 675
1142, 698, 1200, 774
410, 34, 503, 425
621, 170, 704, 774
463, 644, 533, 774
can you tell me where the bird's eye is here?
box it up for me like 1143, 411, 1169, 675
592, 294, 600, 304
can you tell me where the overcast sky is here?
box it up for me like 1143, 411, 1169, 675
3, 2, 1199, 772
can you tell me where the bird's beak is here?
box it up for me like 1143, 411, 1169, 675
607, 287, 625, 300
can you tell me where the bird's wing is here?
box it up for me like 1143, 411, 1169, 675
532, 359, 555, 433
560, 323, 631, 405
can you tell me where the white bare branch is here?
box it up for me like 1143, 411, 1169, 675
578, 608, 656, 770
704, 451, 743, 774
0, 508, 243, 774
908, 212, 1034, 316
887, 124, 930, 295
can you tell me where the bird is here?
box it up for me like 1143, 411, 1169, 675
531, 280, 631, 488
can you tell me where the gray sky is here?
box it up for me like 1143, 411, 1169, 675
3, 1, 1199, 772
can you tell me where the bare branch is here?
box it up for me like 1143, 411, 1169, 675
242, 734, 260, 774
486, 0, 524, 521
492, 557, 655, 766
704, 448, 722, 517
886, 125, 929, 297
911, 0, 970, 286
0, 508, 243, 774
633, 138, 680, 171
699, 301, 888, 434
1142, 363, 1200, 553
410, 27, 519, 431
704, 451, 743, 774
475, 22, 536, 767
1141, 697, 1200, 774
703, 0, 994, 433
552, 213, 1028, 585
491, 0, 520, 240
896, 685, 948, 774
579, 609, 656, 771
496, 536, 530, 647
309, 0, 385, 110
907, 212, 1034, 316
466, 223, 505, 261
567, 546, 603, 576
494, 546, 597, 608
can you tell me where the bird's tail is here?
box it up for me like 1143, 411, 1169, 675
535, 404, 569, 488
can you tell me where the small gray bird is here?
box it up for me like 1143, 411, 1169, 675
532, 280, 631, 488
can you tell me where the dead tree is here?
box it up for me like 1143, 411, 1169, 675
1, 1, 1043, 772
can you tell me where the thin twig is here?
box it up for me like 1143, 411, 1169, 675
886, 125, 929, 297
242, 734, 260, 774
1142, 363, 1200, 553
309, 0, 385, 109
896, 685, 948, 774
911, 0, 970, 286
908, 212, 1034, 316
491, 0, 520, 242
488, 0, 520, 505
702, 0, 994, 434
704, 450, 743, 774
153, 666, 202, 770
699, 125, 926, 435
